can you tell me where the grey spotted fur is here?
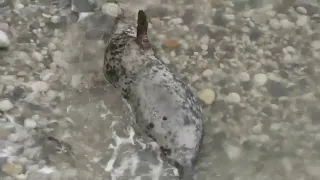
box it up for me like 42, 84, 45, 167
103, 10, 204, 180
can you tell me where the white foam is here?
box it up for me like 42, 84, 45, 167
104, 120, 179, 180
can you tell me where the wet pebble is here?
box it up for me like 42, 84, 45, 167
269, 18, 280, 29
198, 88, 216, 105
296, 6, 308, 14
0, 99, 14, 111
71, 74, 83, 88
225, 92, 241, 103
0, 30, 10, 48
202, 69, 214, 77
101, 3, 121, 17
296, 15, 309, 26
0, 22, 9, 31
30, 81, 49, 92
253, 73, 268, 87
238, 72, 250, 82
24, 118, 37, 129
32, 51, 43, 62
1, 162, 23, 176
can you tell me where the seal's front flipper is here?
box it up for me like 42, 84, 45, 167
136, 10, 151, 50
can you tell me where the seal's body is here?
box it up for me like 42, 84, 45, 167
103, 10, 203, 180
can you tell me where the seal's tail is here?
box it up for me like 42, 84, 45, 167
136, 10, 151, 50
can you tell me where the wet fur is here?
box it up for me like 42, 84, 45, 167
103, 10, 204, 180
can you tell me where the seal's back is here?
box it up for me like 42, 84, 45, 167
103, 10, 204, 180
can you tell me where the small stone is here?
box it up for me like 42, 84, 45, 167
198, 88, 215, 105
48, 43, 56, 51
0, 22, 9, 31
202, 69, 214, 77
296, 6, 307, 14
223, 14, 235, 21
0, 99, 14, 111
199, 35, 209, 45
51, 16, 61, 24
280, 19, 294, 29
30, 81, 49, 92
32, 51, 43, 62
226, 93, 241, 103
168, 18, 183, 25
150, 18, 162, 28
163, 39, 179, 48
101, 3, 121, 17
259, 134, 271, 143
0, 30, 10, 48
24, 118, 37, 129
46, 90, 57, 101
269, 19, 280, 29
225, 144, 241, 161
311, 40, 320, 50
8, 133, 18, 142
71, 74, 83, 88
252, 124, 262, 134
200, 44, 208, 51
296, 15, 309, 26
52, 51, 68, 69
253, 73, 268, 86
238, 72, 250, 82
1, 162, 23, 176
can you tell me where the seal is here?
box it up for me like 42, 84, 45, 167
103, 10, 204, 180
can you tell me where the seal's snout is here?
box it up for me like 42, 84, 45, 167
136, 10, 150, 50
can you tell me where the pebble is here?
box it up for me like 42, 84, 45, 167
24, 118, 37, 129
0, 22, 9, 31
7, 133, 18, 142
224, 14, 235, 21
50, 16, 60, 24
280, 19, 294, 29
46, 90, 57, 101
311, 40, 320, 50
168, 18, 183, 25
226, 93, 241, 103
238, 72, 250, 82
225, 144, 241, 161
150, 18, 162, 28
0, 30, 10, 48
253, 73, 268, 86
101, 3, 121, 17
296, 6, 307, 15
259, 134, 271, 143
31, 51, 43, 62
269, 19, 280, 29
30, 81, 49, 92
164, 39, 179, 48
202, 69, 214, 77
296, 15, 309, 26
52, 51, 68, 69
252, 124, 262, 134
198, 88, 216, 105
71, 74, 83, 88
1, 162, 23, 176
270, 123, 281, 131
0, 99, 14, 111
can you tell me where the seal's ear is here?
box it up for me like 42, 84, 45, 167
136, 10, 151, 50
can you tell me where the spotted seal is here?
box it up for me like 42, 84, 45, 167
103, 10, 204, 180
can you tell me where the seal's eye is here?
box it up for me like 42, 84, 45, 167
163, 116, 167, 121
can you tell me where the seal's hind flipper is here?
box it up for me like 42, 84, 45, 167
136, 10, 151, 50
